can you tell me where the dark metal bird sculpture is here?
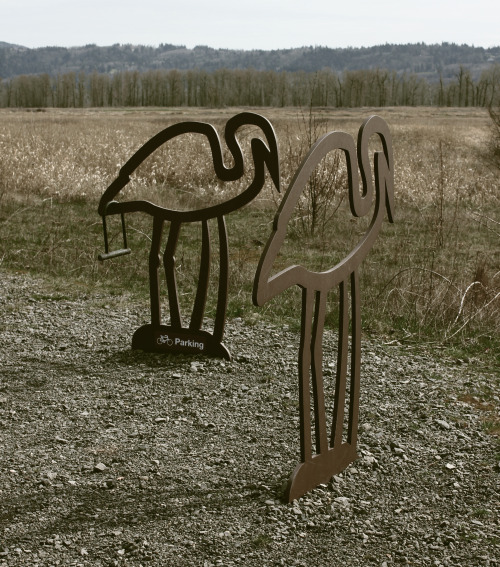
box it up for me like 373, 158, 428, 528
98, 112, 280, 359
253, 115, 394, 501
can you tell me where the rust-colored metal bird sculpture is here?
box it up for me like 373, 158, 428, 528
98, 112, 280, 359
253, 116, 394, 501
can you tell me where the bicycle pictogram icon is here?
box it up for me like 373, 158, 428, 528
156, 334, 173, 346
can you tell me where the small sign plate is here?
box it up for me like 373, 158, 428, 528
132, 324, 230, 359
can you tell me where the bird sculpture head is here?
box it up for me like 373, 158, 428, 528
352, 114, 394, 222
253, 115, 394, 306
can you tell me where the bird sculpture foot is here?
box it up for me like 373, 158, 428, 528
285, 443, 358, 502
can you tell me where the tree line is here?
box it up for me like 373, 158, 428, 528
2, 65, 500, 109
2, 42, 499, 80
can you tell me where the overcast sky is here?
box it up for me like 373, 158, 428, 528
3, 0, 499, 51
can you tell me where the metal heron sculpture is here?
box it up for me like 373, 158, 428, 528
99, 112, 280, 359
253, 115, 394, 501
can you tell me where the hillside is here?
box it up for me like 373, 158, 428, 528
1, 41, 499, 81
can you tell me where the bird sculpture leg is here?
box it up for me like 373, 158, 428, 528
330, 272, 360, 462
163, 220, 182, 329
311, 290, 329, 456
331, 278, 348, 448
131, 215, 166, 350
158, 216, 231, 360
189, 219, 211, 331
286, 276, 361, 502
212, 215, 229, 346
298, 287, 314, 465
150, 216, 165, 327
286, 288, 330, 501
347, 269, 361, 449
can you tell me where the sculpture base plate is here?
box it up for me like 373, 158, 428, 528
131, 324, 231, 360
285, 443, 358, 502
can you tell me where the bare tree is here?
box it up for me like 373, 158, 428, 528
487, 104, 500, 169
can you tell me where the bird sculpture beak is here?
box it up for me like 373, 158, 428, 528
262, 136, 280, 193
375, 150, 394, 224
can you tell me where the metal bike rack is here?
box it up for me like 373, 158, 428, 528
254, 116, 394, 501
98, 112, 280, 360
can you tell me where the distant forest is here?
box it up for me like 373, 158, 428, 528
1, 41, 500, 108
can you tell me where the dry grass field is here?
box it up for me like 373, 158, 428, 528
0, 106, 498, 364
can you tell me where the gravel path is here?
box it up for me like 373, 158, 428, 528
0, 272, 498, 566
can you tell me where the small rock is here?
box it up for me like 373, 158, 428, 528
436, 419, 451, 430
94, 463, 108, 473
333, 497, 350, 509
362, 455, 378, 468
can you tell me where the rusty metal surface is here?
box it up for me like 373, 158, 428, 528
98, 112, 280, 359
254, 115, 394, 501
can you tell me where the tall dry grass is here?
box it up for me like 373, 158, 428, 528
384, 111, 499, 351
0, 107, 498, 362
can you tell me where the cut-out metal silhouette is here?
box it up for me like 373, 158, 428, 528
253, 116, 394, 501
99, 112, 280, 359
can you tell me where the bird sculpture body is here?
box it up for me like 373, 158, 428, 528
253, 115, 394, 501
98, 112, 280, 359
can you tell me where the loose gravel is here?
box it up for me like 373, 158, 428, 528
0, 272, 498, 566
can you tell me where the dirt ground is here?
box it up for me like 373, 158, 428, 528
0, 271, 498, 566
